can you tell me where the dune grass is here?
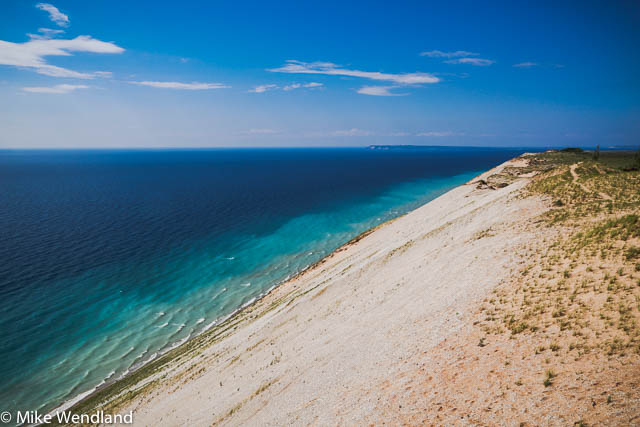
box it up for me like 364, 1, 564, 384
481, 149, 640, 362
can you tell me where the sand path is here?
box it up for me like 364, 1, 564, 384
570, 162, 612, 200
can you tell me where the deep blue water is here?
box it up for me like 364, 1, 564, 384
0, 147, 525, 415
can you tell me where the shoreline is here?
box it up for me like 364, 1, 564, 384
50, 221, 385, 416
58, 154, 540, 423
50, 170, 460, 417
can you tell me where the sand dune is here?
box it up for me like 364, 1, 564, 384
97, 156, 551, 425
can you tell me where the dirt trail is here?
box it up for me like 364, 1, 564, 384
570, 162, 612, 200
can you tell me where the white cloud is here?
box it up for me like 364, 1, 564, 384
22, 83, 88, 94
303, 128, 375, 138
416, 131, 463, 137
357, 85, 406, 96
513, 62, 538, 68
444, 58, 494, 66
36, 3, 70, 27
27, 28, 65, 40
425, 51, 494, 67
238, 128, 279, 135
252, 82, 324, 92
0, 35, 124, 78
283, 82, 323, 91
420, 50, 478, 58
329, 128, 374, 137
269, 60, 439, 85
35, 66, 93, 78
249, 84, 278, 93
130, 81, 230, 90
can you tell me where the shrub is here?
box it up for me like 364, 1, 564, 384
543, 370, 556, 387
625, 246, 640, 261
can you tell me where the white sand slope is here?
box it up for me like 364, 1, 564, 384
111, 157, 547, 426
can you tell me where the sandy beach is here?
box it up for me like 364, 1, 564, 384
67, 152, 640, 426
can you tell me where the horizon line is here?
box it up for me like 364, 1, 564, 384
0, 144, 633, 151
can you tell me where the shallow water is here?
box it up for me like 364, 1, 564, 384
0, 147, 525, 414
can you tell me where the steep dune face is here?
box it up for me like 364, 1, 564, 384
102, 157, 548, 426
63, 152, 640, 426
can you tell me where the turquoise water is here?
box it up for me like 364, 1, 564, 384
0, 148, 524, 415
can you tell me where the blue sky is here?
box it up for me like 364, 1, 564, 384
0, 0, 638, 148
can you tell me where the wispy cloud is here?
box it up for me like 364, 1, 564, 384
238, 128, 280, 135
304, 129, 465, 138
513, 62, 538, 68
283, 82, 323, 91
424, 50, 494, 67
36, 3, 69, 27
416, 131, 464, 137
130, 81, 230, 90
249, 84, 278, 93
27, 28, 65, 40
269, 60, 440, 85
357, 85, 406, 96
444, 58, 494, 66
0, 35, 124, 78
304, 128, 375, 138
22, 83, 88, 94
420, 50, 478, 58
250, 82, 323, 93
329, 128, 374, 137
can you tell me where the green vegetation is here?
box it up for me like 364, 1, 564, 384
584, 215, 639, 242
478, 149, 640, 383
625, 246, 640, 261
528, 150, 640, 225
543, 370, 556, 387
530, 148, 639, 170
